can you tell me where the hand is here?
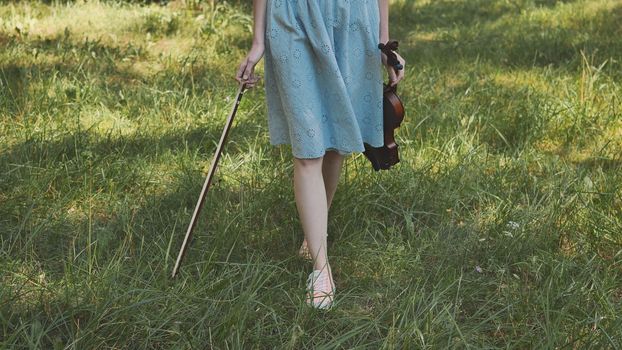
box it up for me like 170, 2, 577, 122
235, 43, 265, 88
381, 51, 406, 87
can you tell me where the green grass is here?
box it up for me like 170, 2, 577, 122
1, 0, 621, 348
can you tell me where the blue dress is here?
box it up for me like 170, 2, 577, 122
264, 0, 385, 159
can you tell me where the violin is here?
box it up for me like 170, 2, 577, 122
363, 40, 405, 171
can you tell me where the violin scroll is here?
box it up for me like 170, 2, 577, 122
378, 40, 404, 72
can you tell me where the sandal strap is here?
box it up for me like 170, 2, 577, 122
306, 269, 335, 298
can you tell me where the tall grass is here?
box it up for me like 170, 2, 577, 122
1, 0, 621, 348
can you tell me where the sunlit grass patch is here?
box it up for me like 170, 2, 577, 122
492, 67, 555, 93
78, 106, 136, 136
1, 1, 141, 41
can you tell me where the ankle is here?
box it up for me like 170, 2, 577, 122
313, 260, 330, 272
314, 263, 333, 285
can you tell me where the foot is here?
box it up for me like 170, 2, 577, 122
305, 266, 335, 310
298, 239, 312, 261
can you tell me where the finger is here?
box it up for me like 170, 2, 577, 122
236, 60, 248, 82
236, 64, 248, 83
246, 74, 262, 87
242, 62, 255, 81
248, 78, 261, 87
396, 68, 405, 83
388, 68, 398, 86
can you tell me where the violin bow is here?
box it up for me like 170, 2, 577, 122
171, 81, 247, 278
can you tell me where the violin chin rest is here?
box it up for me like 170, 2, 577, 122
363, 143, 400, 171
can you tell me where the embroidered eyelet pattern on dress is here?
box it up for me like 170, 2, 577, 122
264, 0, 385, 159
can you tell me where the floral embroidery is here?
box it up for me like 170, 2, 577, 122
321, 43, 331, 55
270, 28, 279, 40
264, 1, 384, 158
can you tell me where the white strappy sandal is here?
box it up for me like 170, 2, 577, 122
305, 267, 335, 310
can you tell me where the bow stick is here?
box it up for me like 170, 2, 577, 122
171, 81, 247, 278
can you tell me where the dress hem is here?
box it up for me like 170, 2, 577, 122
269, 139, 385, 159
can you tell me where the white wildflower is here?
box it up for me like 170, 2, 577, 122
507, 221, 520, 230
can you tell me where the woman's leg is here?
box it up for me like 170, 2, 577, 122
322, 150, 345, 209
293, 156, 331, 272
299, 151, 345, 259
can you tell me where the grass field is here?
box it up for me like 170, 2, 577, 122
1, 0, 621, 348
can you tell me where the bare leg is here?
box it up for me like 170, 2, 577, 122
300, 151, 345, 257
294, 156, 336, 307
293, 156, 331, 273
322, 150, 345, 209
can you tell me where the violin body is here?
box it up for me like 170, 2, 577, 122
363, 82, 405, 171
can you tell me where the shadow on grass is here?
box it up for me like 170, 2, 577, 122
0, 30, 306, 283
396, 0, 515, 32
0, 21, 291, 281
0, 114, 279, 246
394, 0, 579, 35
0, 107, 301, 347
574, 157, 622, 172
399, 1, 621, 72
1, 33, 143, 114
0, 31, 239, 117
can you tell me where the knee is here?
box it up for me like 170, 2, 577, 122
294, 156, 323, 170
